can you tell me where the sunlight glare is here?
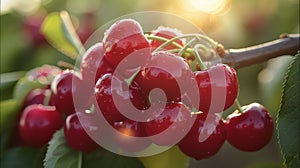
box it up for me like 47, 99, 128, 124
185, 0, 231, 15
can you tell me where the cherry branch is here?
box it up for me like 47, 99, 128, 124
221, 34, 300, 69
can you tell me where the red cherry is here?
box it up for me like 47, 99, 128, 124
225, 103, 274, 152
132, 51, 192, 102
51, 70, 81, 115
112, 119, 150, 152
150, 26, 184, 50
94, 73, 127, 122
64, 112, 99, 153
145, 102, 194, 146
81, 43, 115, 85
23, 12, 47, 46
103, 19, 151, 69
178, 113, 226, 160
19, 104, 62, 148
193, 64, 238, 113
23, 88, 52, 107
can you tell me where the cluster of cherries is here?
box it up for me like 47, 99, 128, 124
18, 19, 274, 160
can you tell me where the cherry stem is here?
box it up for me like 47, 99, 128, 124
234, 99, 244, 113
194, 44, 208, 70
124, 67, 141, 86
43, 89, 52, 106
178, 38, 197, 57
57, 61, 75, 69
77, 151, 82, 168
152, 33, 218, 52
146, 35, 183, 49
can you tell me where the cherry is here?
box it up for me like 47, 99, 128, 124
94, 73, 127, 123
19, 104, 62, 148
150, 26, 184, 50
64, 112, 99, 153
81, 43, 115, 85
132, 51, 192, 102
112, 119, 150, 152
178, 112, 226, 160
23, 88, 52, 108
51, 70, 81, 115
193, 64, 238, 113
225, 103, 274, 152
103, 19, 151, 69
77, 12, 96, 43
23, 12, 47, 46
145, 102, 194, 146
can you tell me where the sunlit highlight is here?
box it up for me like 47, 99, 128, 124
184, 0, 231, 15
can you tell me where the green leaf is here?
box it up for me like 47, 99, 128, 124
0, 99, 21, 134
277, 53, 300, 168
13, 77, 45, 103
44, 129, 80, 168
83, 149, 145, 168
0, 146, 45, 168
139, 146, 189, 168
41, 11, 84, 60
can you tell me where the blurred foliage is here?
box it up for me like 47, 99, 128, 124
0, 0, 299, 167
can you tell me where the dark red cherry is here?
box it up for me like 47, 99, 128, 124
81, 43, 114, 85
23, 88, 52, 107
64, 112, 99, 153
112, 119, 150, 152
132, 51, 192, 102
193, 64, 238, 113
94, 73, 127, 122
150, 26, 183, 50
51, 70, 81, 115
178, 113, 226, 160
19, 104, 62, 148
103, 19, 151, 69
23, 11, 47, 46
145, 102, 194, 146
225, 103, 274, 152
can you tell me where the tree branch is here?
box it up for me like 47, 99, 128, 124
221, 34, 300, 69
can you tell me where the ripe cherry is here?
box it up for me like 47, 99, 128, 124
94, 73, 127, 123
51, 70, 81, 115
23, 88, 52, 108
23, 12, 47, 46
64, 112, 99, 153
225, 103, 274, 152
145, 102, 194, 146
81, 43, 115, 85
132, 51, 192, 102
103, 19, 151, 69
19, 104, 62, 148
150, 26, 184, 50
193, 64, 238, 113
112, 119, 150, 152
178, 112, 226, 160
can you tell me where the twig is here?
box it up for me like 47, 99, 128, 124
221, 34, 300, 69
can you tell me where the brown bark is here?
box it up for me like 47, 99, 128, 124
221, 34, 300, 69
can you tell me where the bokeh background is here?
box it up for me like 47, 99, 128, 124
1, 0, 299, 167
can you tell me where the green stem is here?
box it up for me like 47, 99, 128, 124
234, 99, 243, 113
194, 44, 208, 70
43, 90, 52, 106
154, 33, 218, 52
78, 151, 82, 168
146, 35, 183, 49
178, 38, 197, 57
124, 68, 141, 86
